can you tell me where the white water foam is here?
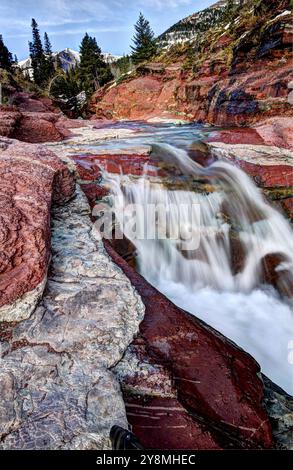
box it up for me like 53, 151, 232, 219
105, 143, 293, 394
152, 279, 293, 394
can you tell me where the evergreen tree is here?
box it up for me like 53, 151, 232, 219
131, 13, 157, 65
78, 33, 113, 96
29, 18, 47, 85
225, 0, 238, 19
44, 32, 55, 79
0, 35, 13, 70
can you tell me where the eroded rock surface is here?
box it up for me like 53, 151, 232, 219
0, 91, 86, 143
0, 186, 145, 449
104, 241, 274, 450
0, 137, 75, 321
207, 142, 293, 220
263, 376, 293, 450
91, 2, 293, 126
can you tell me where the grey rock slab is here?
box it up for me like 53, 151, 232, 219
208, 142, 293, 166
0, 185, 145, 449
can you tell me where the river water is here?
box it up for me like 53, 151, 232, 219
55, 121, 293, 394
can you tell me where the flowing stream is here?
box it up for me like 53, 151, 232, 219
101, 127, 293, 394
54, 122, 293, 394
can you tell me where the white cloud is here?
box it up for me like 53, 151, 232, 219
0, 0, 114, 29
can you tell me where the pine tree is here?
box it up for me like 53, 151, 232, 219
44, 32, 55, 80
78, 33, 113, 96
0, 35, 13, 70
29, 18, 47, 86
131, 13, 157, 65
225, 0, 238, 19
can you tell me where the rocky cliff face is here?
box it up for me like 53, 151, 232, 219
91, 0, 293, 126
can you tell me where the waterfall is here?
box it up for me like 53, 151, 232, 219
104, 143, 293, 393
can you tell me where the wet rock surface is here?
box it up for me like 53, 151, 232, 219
114, 341, 222, 450
207, 142, 293, 220
0, 137, 75, 320
262, 376, 293, 450
104, 241, 274, 450
0, 186, 145, 449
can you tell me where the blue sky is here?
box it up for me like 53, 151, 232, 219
0, 1, 216, 60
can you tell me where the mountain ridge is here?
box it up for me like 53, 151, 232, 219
158, 0, 233, 48
19, 48, 121, 78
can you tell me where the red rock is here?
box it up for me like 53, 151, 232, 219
93, 76, 164, 120
0, 137, 75, 310
261, 253, 293, 298
12, 92, 59, 113
75, 161, 102, 181
207, 128, 265, 146
93, 60, 293, 125
254, 117, 293, 150
71, 153, 151, 176
0, 109, 21, 137
12, 113, 65, 143
208, 143, 293, 189
91, 6, 293, 127
237, 161, 293, 188
103, 240, 274, 449
125, 395, 222, 450
0, 98, 79, 143
79, 182, 108, 208
280, 197, 293, 220
116, 340, 221, 449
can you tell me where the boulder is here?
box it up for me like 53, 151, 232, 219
260, 253, 293, 298
0, 137, 75, 321
11, 92, 59, 113
12, 112, 66, 143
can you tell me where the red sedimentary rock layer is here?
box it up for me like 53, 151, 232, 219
0, 138, 75, 309
208, 118, 293, 150
236, 162, 292, 188
0, 93, 84, 143
104, 240, 274, 449
71, 153, 150, 177
91, 8, 293, 128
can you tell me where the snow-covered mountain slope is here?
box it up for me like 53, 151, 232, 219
158, 0, 240, 48
19, 48, 121, 78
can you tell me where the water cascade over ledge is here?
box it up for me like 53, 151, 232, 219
105, 143, 293, 394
